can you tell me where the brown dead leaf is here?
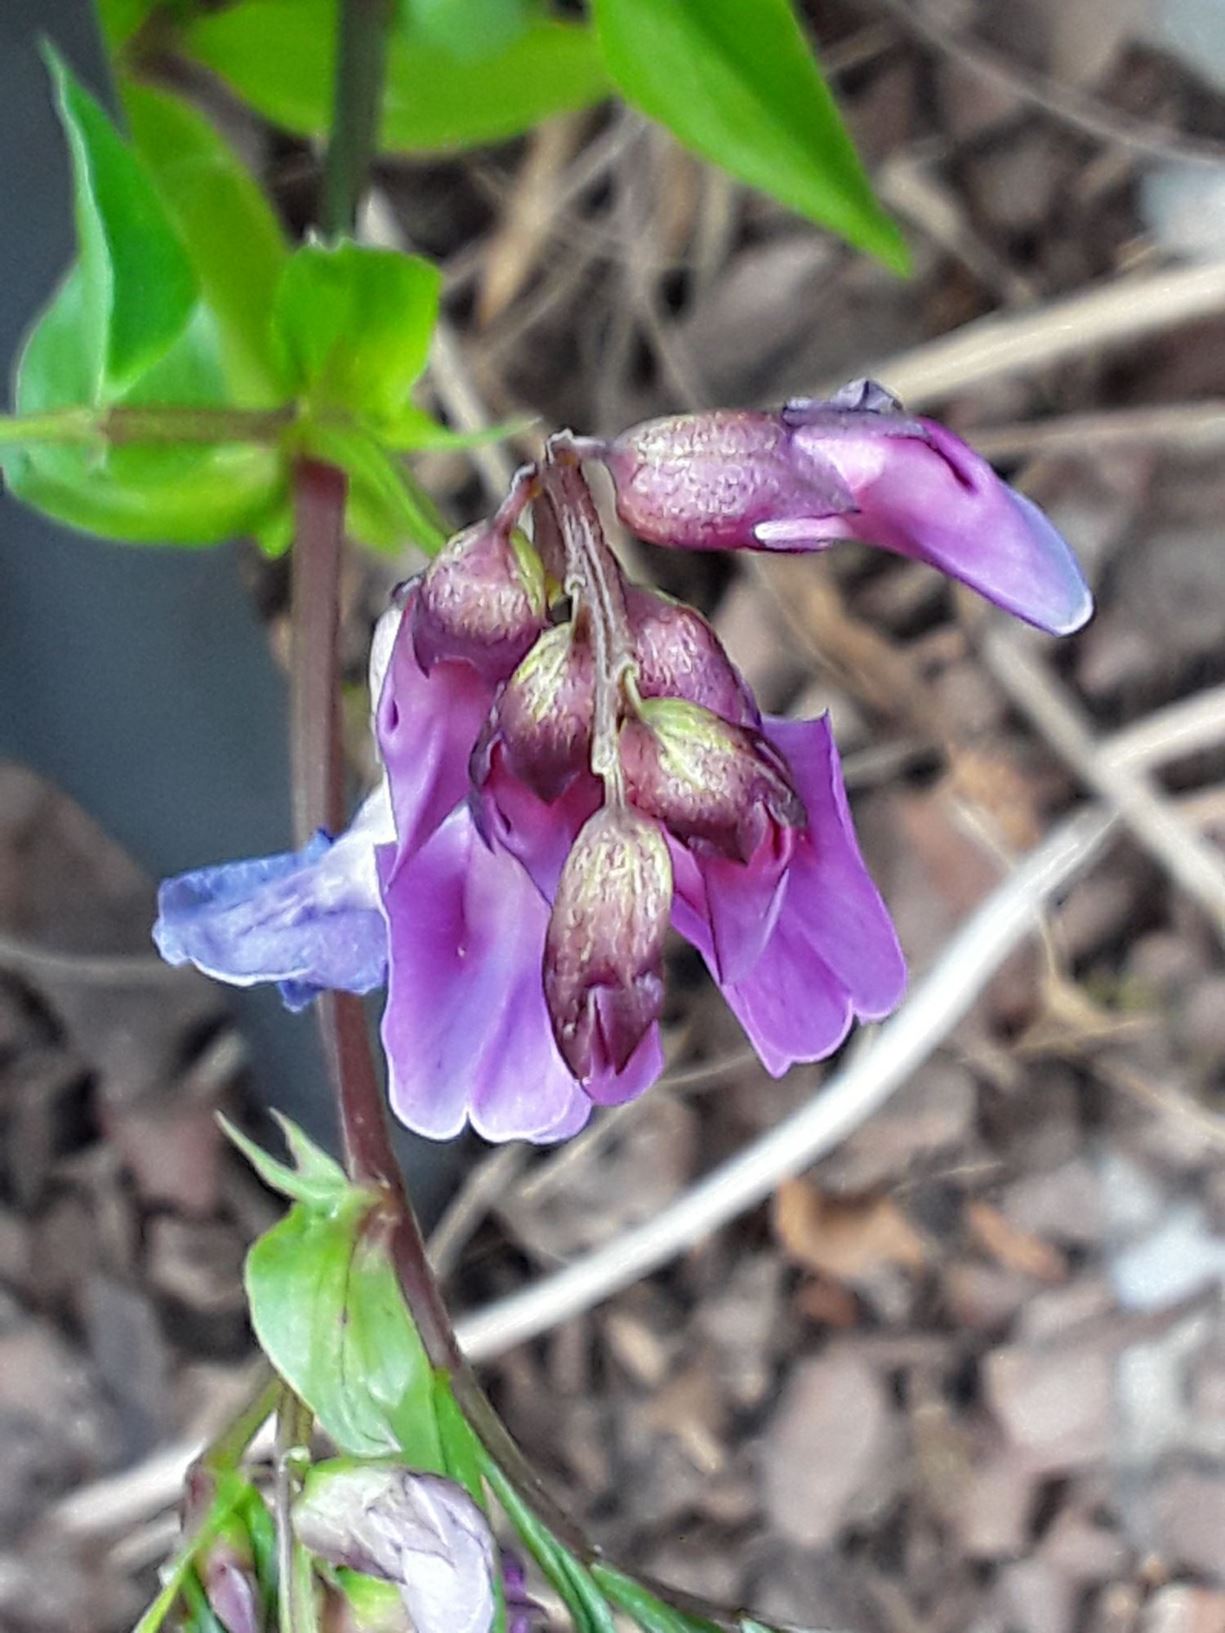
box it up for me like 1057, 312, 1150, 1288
966, 1199, 1068, 1283
773, 1179, 927, 1282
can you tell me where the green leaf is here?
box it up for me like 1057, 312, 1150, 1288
400, 0, 527, 60
5, 280, 284, 545
95, 0, 159, 53
431, 1375, 486, 1510
43, 45, 198, 393
381, 402, 534, 453
120, 80, 289, 403
590, 0, 908, 272
180, 0, 609, 153
244, 1179, 444, 1463
271, 242, 440, 426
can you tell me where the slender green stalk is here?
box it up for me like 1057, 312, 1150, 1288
322, 0, 394, 236
0, 403, 295, 447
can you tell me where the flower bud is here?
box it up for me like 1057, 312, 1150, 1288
625, 585, 757, 726
413, 520, 546, 682
479, 620, 594, 802
294, 1463, 496, 1633
544, 806, 671, 1080
200, 1516, 265, 1633
604, 409, 854, 553
620, 698, 804, 863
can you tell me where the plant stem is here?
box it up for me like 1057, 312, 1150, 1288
322, 0, 393, 237
0, 404, 294, 448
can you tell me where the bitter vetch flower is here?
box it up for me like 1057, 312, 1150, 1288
154, 390, 1090, 1144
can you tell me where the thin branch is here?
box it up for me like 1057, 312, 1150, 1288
969, 402, 1225, 461
983, 628, 1225, 943
860, 259, 1225, 407
321, 0, 393, 237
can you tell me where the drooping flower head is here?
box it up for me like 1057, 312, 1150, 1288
154, 385, 1092, 1143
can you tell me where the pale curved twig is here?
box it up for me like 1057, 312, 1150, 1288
863, 259, 1225, 407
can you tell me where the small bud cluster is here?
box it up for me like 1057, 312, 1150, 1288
411, 438, 808, 1086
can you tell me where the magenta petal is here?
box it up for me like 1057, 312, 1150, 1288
375, 596, 496, 867
763, 715, 906, 1019
691, 829, 793, 985
791, 418, 1093, 636
379, 811, 661, 1142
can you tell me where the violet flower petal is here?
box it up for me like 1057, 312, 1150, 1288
379, 809, 661, 1143
779, 414, 1094, 635
671, 715, 905, 1076
375, 595, 497, 867
763, 714, 906, 1020
153, 787, 392, 1010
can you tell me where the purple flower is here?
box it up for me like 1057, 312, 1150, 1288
152, 401, 1088, 1145
603, 379, 1093, 636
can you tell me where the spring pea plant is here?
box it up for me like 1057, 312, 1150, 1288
0, 5, 1094, 1631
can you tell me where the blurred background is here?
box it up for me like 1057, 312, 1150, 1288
2, 1, 1225, 1629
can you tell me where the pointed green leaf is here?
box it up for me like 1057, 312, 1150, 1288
219, 1113, 349, 1208
431, 1375, 486, 1510
245, 1191, 444, 1462
180, 0, 608, 154
43, 46, 198, 393
590, 0, 908, 272
271, 241, 440, 425
381, 402, 534, 453
120, 80, 289, 403
481, 1458, 616, 1633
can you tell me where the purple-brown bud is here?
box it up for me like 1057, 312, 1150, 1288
413, 520, 546, 682
294, 1463, 496, 1633
480, 619, 594, 802
604, 408, 855, 553
625, 585, 757, 726
544, 806, 672, 1080
200, 1519, 264, 1633
620, 698, 805, 862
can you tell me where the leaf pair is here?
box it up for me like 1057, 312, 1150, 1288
166, 0, 907, 269
5, 55, 455, 553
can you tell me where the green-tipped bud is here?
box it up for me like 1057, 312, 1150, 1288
413, 520, 546, 683
544, 806, 672, 1079
620, 698, 804, 862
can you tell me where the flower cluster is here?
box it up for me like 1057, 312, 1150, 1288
155, 383, 1091, 1143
